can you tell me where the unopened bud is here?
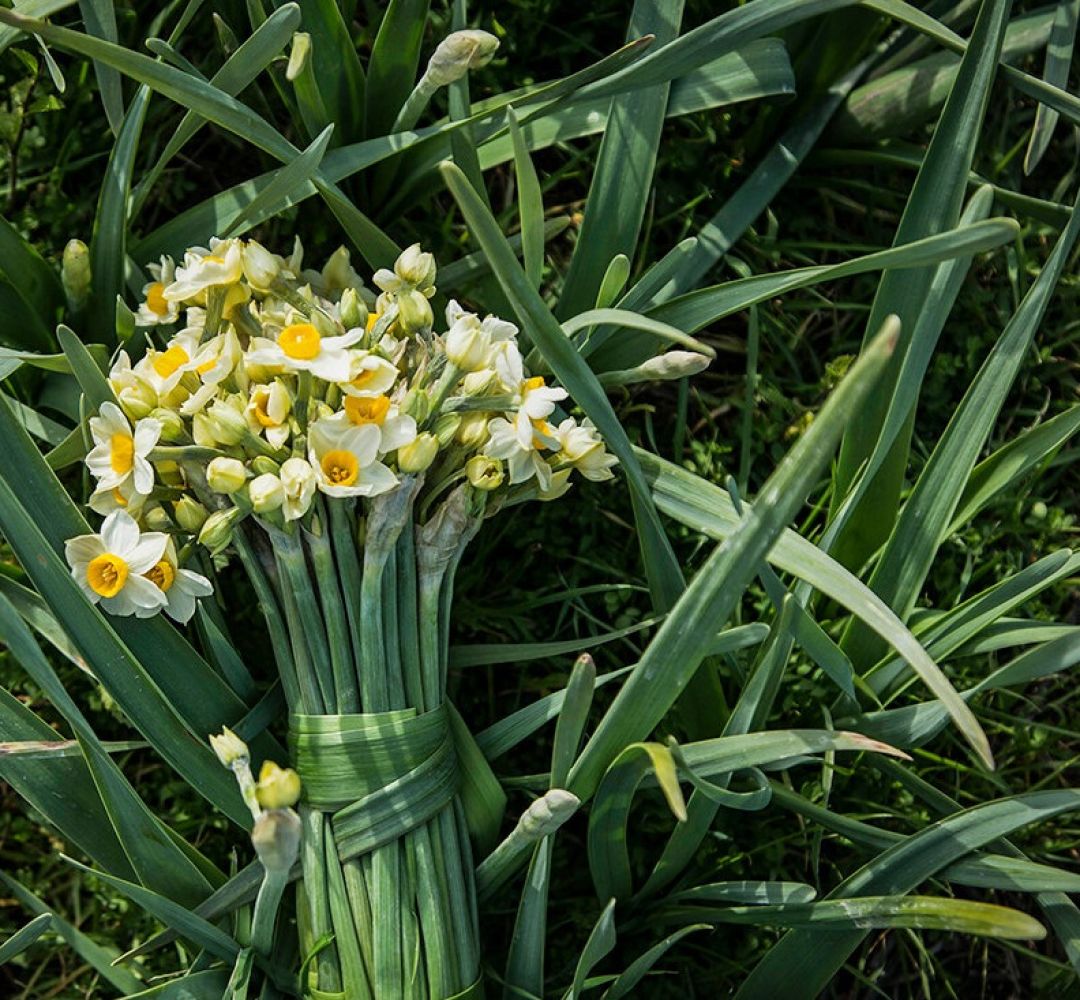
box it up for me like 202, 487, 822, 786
286, 32, 310, 82
209, 726, 249, 768
150, 406, 185, 442
394, 243, 436, 290
143, 506, 172, 532
600, 350, 711, 388
444, 314, 489, 370
207, 456, 249, 494
174, 496, 209, 533
250, 455, 280, 477
425, 30, 499, 88
396, 288, 434, 332
456, 411, 490, 448
198, 506, 242, 554
518, 788, 579, 841
401, 387, 431, 423
466, 454, 503, 491
206, 398, 249, 446
249, 473, 285, 513
62, 239, 92, 310
340, 286, 368, 331
242, 240, 281, 291
433, 413, 461, 448
117, 382, 157, 421
256, 761, 302, 810
397, 432, 439, 473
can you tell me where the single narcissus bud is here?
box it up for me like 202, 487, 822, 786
117, 381, 158, 421
396, 288, 434, 332
206, 398, 249, 446
398, 432, 439, 473
444, 313, 489, 371
207, 456, 249, 494
286, 32, 311, 82
150, 406, 185, 443
339, 286, 368, 331
401, 387, 431, 423
210, 726, 249, 767
242, 240, 281, 291
600, 350, 712, 388
425, 30, 500, 88
466, 454, 503, 491
251, 805, 302, 873
199, 506, 242, 554
394, 243, 437, 290
456, 410, 490, 448
249, 473, 285, 513
143, 505, 172, 532
62, 239, 92, 310
256, 760, 302, 810
518, 788, 580, 841
250, 455, 281, 477
175, 496, 209, 533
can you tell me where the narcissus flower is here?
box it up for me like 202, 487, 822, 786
246, 322, 363, 382
308, 415, 398, 498
135, 255, 180, 326
280, 457, 317, 521
143, 537, 213, 623
85, 402, 161, 496
255, 760, 302, 809
164, 238, 244, 302
555, 418, 618, 482
341, 352, 399, 398
486, 416, 554, 489
65, 510, 169, 617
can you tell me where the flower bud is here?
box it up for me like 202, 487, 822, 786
323, 246, 360, 294
250, 455, 281, 477
456, 411, 490, 448
394, 243, 436, 290
518, 788, 579, 841
286, 31, 311, 82
142, 505, 171, 532
175, 496, 209, 533
117, 382, 158, 421
62, 239, 92, 311
206, 398, 249, 446
256, 760, 302, 810
444, 314, 489, 371
465, 455, 503, 491
433, 413, 461, 448
600, 350, 712, 388
251, 806, 302, 873
242, 240, 281, 291
207, 456, 249, 494
280, 457, 317, 521
461, 369, 496, 395
249, 473, 285, 513
401, 387, 431, 423
397, 432, 438, 473
150, 406, 185, 442
198, 507, 242, 554
425, 30, 500, 88
339, 286, 368, 331
210, 726, 249, 767
396, 288, 434, 332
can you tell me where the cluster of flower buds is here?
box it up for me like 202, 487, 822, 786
64, 238, 619, 620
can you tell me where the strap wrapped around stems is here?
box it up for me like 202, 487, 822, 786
289, 703, 459, 863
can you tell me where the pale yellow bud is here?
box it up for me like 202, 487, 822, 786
397, 432, 439, 473
207, 456, 249, 494
198, 507, 242, 554
256, 760, 302, 809
286, 32, 311, 82
143, 506, 171, 532
174, 496, 209, 533
242, 240, 281, 291
61, 239, 92, 310
249, 473, 285, 513
117, 383, 157, 421
466, 454, 503, 490
394, 243, 436, 290
250, 455, 280, 477
397, 288, 434, 331
456, 410, 490, 448
150, 406, 185, 443
206, 398, 248, 446
433, 414, 461, 448
209, 726, 249, 767
426, 30, 500, 88
444, 314, 489, 370
339, 287, 368, 330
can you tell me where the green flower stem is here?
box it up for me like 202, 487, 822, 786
273, 547, 327, 715
232, 531, 302, 711
276, 529, 336, 713
307, 505, 359, 714
424, 362, 463, 429
328, 499, 365, 686
300, 808, 342, 995
250, 866, 289, 960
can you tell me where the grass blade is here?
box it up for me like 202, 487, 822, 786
1024, 0, 1079, 173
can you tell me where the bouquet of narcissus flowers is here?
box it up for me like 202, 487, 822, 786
65, 236, 619, 999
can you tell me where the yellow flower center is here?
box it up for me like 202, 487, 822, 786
321, 449, 359, 486
344, 395, 390, 426
152, 345, 189, 378
350, 367, 380, 391
145, 559, 176, 593
87, 553, 128, 598
523, 376, 546, 393
366, 312, 380, 333
205, 253, 226, 265
278, 323, 321, 360
532, 417, 553, 450
146, 282, 170, 316
252, 389, 277, 428
196, 355, 219, 375
110, 433, 134, 474
224, 283, 250, 317
112, 488, 128, 507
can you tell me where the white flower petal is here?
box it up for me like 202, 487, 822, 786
127, 532, 169, 574
100, 510, 140, 556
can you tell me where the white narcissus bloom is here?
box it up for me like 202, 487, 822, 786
135, 255, 180, 326
341, 394, 417, 455
280, 457, 317, 521
88, 478, 150, 519
555, 418, 618, 482
246, 380, 292, 449
308, 414, 398, 498
492, 341, 568, 446
108, 351, 158, 420
139, 327, 202, 398
246, 322, 363, 383
445, 299, 518, 346
341, 352, 399, 398
164, 238, 244, 303
180, 330, 245, 416
485, 416, 553, 490
142, 537, 213, 623
65, 510, 169, 617
85, 402, 161, 496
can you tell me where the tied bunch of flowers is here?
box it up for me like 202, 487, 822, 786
63, 235, 619, 999
65, 236, 617, 625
